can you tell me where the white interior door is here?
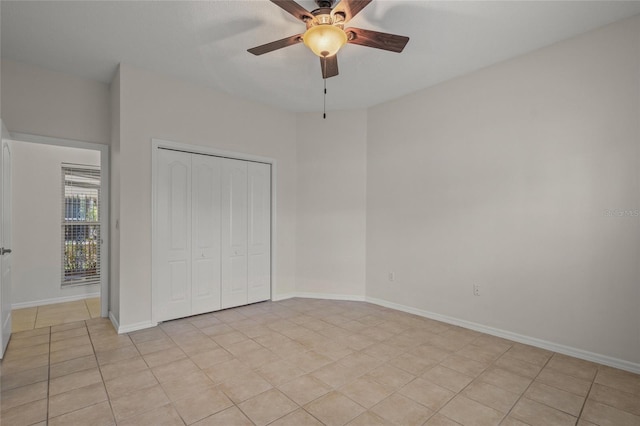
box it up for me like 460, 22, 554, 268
221, 159, 248, 309
155, 149, 192, 322
191, 155, 222, 315
248, 162, 271, 303
0, 123, 13, 358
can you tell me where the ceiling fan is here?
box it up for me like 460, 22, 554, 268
248, 0, 410, 79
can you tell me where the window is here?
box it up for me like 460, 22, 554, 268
62, 164, 101, 286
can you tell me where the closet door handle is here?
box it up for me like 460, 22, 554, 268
0, 247, 12, 255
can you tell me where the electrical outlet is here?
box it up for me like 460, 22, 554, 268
473, 284, 480, 296
388, 272, 395, 282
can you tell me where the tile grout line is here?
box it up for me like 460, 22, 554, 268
499, 353, 555, 425
575, 366, 598, 422
427, 339, 508, 424
33, 305, 40, 331
139, 323, 191, 425
85, 318, 119, 425
168, 311, 323, 425
199, 317, 272, 425
46, 320, 115, 423
576, 370, 640, 418
45, 325, 52, 423
352, 322, 458, 424
238, 313, 335, 426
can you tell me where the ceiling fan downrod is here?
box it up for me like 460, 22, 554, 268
315, 0, 334, 8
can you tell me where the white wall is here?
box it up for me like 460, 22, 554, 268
296, 111, 367, 298
366, 16, 640, 364
11, 142, 100, 305
116, 64, 298, 328
1, 60, 110, 145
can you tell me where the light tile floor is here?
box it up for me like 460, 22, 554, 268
12, 298, 101, 332
1, 298, 639, 425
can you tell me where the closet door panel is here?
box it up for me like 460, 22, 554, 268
221, 159, 248, 309
192, 155, 222, 315
156, 149, 192, 322
248, 162, 271, 303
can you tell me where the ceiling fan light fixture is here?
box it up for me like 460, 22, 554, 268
303, 24, 347, 57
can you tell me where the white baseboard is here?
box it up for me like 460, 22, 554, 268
109, 312, 156, 335
108, 311, 120, 332
12, 292, 100, 309
294, 292, 366, 302
117, 320, 157, 334
271, 292, 296, 302
365, 296, 640, 375
0, 312, 11, 359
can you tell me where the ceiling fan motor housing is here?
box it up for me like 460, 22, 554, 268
305, 7, 345, 29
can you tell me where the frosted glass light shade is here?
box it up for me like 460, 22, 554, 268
303, 24, 347, 57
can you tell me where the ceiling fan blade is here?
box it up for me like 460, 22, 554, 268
270, 0, 314, 22
332, 0, 372, 23
320, 55, 339, 79
345, 27, 409, 53
247, 34, 303, 55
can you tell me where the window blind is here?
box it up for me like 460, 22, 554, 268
61, 164, 101, 287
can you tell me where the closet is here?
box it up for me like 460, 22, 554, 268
154, 148, 271, 323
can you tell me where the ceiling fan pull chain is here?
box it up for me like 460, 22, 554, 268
323, 77, 327, 119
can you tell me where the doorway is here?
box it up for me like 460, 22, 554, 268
7, 133, 109, 330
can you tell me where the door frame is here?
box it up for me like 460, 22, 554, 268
1, 121, 13, 357
151, 138, 276, 324
10, 132, 110, 317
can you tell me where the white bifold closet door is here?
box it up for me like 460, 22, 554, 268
221, 159, 248, 309
155, 148, 271, 322
191, 154, 222, 315
247, 162, 271, 304
156, 150, 192, 321
220, 160, 271, 309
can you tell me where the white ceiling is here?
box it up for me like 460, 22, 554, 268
2, 1, 640, 112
